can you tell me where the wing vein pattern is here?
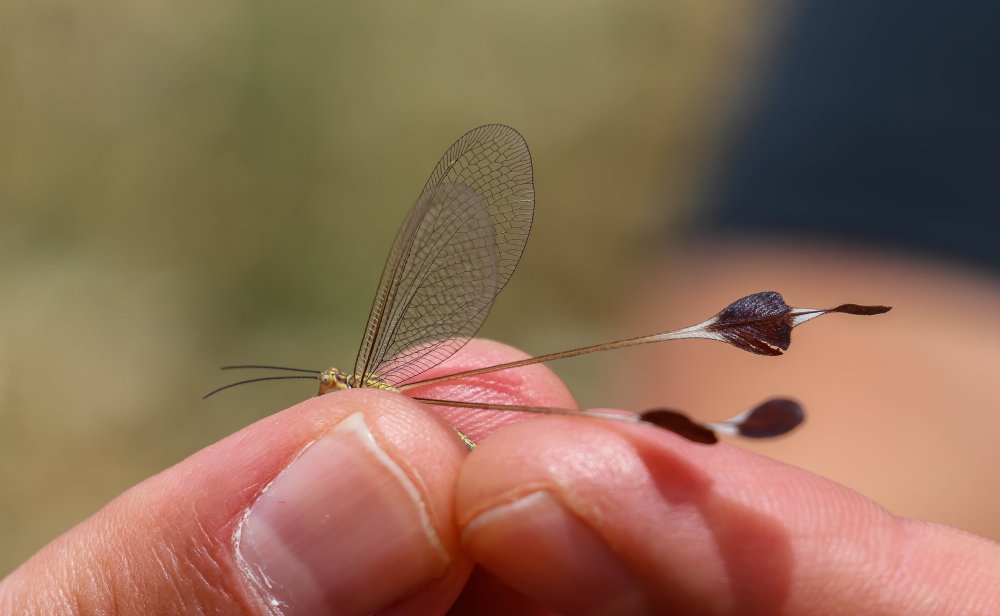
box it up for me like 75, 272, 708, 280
353, 125, 534, 386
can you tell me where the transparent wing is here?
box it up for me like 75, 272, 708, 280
353, 125, 534, 386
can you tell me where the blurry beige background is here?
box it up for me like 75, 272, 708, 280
2, 1, 997, 577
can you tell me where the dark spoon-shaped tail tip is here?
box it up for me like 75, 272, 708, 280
727, 398, 805, 438
639, 409, 719, 444
639, 398, 805, 443
830, 303, 892, 316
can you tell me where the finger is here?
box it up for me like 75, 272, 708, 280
402, 338, 579, 443
1, 390, 472, 616
456, 417, 1000, 615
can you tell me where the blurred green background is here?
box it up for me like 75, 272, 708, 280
1, 1, 787, 573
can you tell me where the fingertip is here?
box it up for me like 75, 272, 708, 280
403, 338, 578, 442
231, 389, 479, 614
461, 490, 648, 616
455, 416, 1000, 614
237, 396, 468, 614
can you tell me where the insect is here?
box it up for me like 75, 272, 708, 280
207, 125, 890, 447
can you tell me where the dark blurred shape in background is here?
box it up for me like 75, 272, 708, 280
702, 1, 1000, 271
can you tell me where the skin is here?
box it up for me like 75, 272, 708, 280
1, 338, 998, 615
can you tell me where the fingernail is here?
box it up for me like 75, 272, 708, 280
463, 491, 647, 616
236, 412, 449, 615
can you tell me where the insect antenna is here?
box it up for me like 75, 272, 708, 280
220, 364, 321, 373
203, 374, 320, 399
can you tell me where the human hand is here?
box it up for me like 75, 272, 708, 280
3, 340, 997, 615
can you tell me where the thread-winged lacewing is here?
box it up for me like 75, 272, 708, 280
207, 125, 890, 447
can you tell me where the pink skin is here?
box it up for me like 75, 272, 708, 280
2, 339, 998, 615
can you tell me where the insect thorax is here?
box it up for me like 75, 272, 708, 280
317, 368, 397, 395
